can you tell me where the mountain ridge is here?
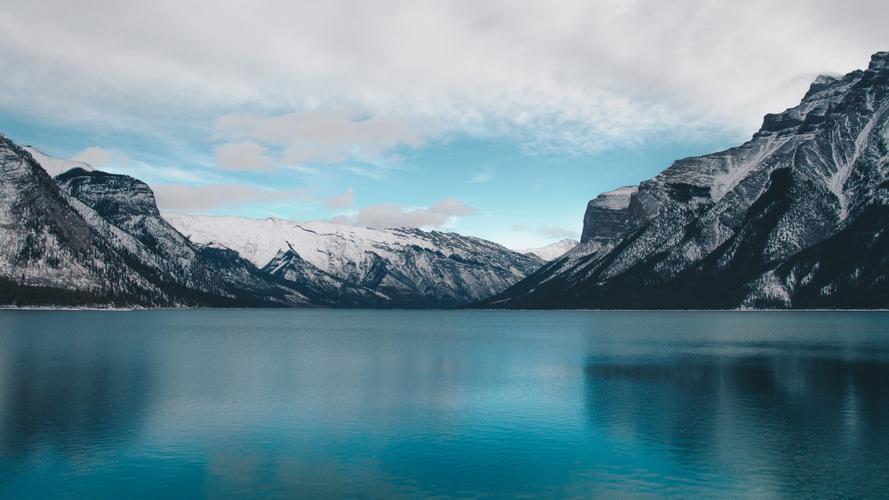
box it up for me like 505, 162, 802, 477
165, 213, 543, 308
0, 137, 543, 308
484, 51, 889, 309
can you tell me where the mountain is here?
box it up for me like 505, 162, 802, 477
520, 239, 579, 261
54, 168, 310, 307
0, 135, 308, 307
0, 134, 165, 306
1, 133, 541, 308
23, 146, 92, 176
165, 214, 543, 307
485, 51, 889, 309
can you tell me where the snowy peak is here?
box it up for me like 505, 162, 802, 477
521, 239, 578, 261
166, 213, 543, 307
23, 146, 92, 177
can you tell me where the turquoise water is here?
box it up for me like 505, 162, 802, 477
0, 310, 887, 498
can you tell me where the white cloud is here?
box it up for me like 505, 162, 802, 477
429, 198, 475, 217
512, 224, 579, 239
214, 141, 275, 171
214, 110, 427, 165
334, 198, 476, 228
325, 188, 354, 209
153, 183, 310, 212
2, 1, 887, 154
72, 146, 111, 167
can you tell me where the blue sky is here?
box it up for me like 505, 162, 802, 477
1, 1, 887, 248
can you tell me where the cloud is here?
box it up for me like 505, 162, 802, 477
214, 141, 275, 171
325, 188, 354, 209
2, 1, 887, 154
152, 183, 310, 212
72, 146, 111, 167
512, 224, 579, 239
467, 171, 495, 184
429, 198, 475, 217
214, 110, 427, 165
334, 198, 476, 229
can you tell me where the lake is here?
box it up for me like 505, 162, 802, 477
0, 310, 887, 498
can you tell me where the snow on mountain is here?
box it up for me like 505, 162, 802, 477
486, 51, 889, 309
1, 137, 313, 307
165, 213, 543, 307
55, 168, 307, 306
22, 146, 92, 177
520, 239, 579, 261
2, 136, 542, 308
1, 134, 167, 305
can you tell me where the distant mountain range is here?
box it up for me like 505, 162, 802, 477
165, 214, 541, 308
3, 51, 888, 309
0, 137, 540, 307
520, 239, 578, 261
484, 51, 889, 309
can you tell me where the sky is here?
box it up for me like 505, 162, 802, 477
1, 0, 887, 249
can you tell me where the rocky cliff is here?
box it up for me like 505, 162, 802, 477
485, 51, 889, 309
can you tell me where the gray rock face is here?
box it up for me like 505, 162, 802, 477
581, 185, 639, 245
487, 51, 889, 309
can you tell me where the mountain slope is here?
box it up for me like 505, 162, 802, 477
165, 214, 543, 307
0, 136, 310, 307
55, 168, 307, 306
486, 51, 889, 309
0, 134, 168, 306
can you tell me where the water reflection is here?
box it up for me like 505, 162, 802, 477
584, 353, 889, 497
0, 326, 153, 463
0, 310, 887, 498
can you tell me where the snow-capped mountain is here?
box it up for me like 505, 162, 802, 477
23, 146, 92, 176
165, 214, 543, 307
486, 51, 889, 309
1, 134, 168, 305
1, 133, 541, 308
520, 239, 579, 261
0, 135, 312, 307
54, 167, 310, 306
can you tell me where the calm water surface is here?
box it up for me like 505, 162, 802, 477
0, 310, 887, 498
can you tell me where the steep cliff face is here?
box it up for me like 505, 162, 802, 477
486, 51, 889, 309
54, 168, 309, 307
581, 186, 638, 245
0, 134, 167, 305
0, 139, 310, 307
166, 214, 543, 307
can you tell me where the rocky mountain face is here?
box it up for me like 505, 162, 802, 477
486, 51, 889, 309
165, 214, 543, 308
0, 136, 312, 307
0, 134, 541, 308
0, 134, 165, 306
54, 168, 308, 307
